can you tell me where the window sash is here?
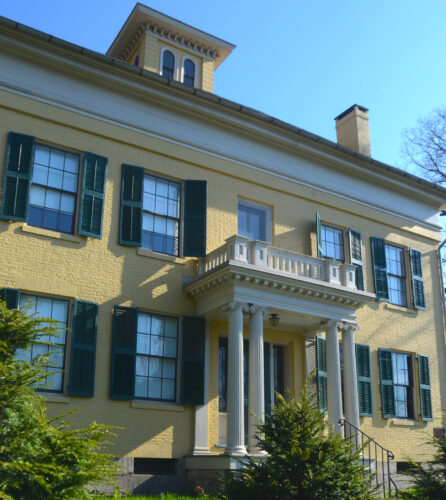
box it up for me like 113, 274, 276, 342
391, 352, 413, 419
385, 244, 407, 307
237, 201, 269, 242
321, 225, 344, 261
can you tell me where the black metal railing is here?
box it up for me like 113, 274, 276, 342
339, 418, 399, 498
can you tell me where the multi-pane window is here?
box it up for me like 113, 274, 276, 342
162, 50, 175, 79
183, 59, 195, 87
28, 145, 79, 234
218, 337, 228, 412
15, 294, 68, 392
238, 200, 270, 242
321, 225, 344, 261
142, 174, 180, 256
135, 313, 178, 402
385, 244, 407, 307
392, 352, 413, 418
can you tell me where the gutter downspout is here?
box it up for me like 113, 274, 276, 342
438, 238, 446, 326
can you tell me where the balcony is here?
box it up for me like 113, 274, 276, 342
198, 235, 358, 290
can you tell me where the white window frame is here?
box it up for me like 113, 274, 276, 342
160, 47, 178, 80
180, 55, 199, 87
321, 224, 345, 262
237, 198, 272, 243
385, 243, 408, 307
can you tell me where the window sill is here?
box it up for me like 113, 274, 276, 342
390, 418, 422, 427
131, 400, 184, 412
384, 303, 416, 314
40, 393, 71, 404
21, 223, 82, 244
137, 247, 187, 264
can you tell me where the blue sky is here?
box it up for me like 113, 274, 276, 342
1, 0, 445, 170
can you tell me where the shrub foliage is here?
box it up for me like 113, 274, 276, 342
0, 298, 120, 500
222, 386, 377, 500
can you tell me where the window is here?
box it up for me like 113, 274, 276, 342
321, 225, 344, 261
142, 174, 180, 256
28, 144, 79, 234
134, 312, 178, 402
238, 199, 271, 242
183, 59, 195, 87
162, 50, 175, 79
15, 294, 68, 392
392, 352, 413, 419
385, 244, 407, 307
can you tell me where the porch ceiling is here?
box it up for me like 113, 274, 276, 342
184, 262, 375, 331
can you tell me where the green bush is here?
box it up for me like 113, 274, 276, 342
222, 386, 377, 500
0, 298, 120, 500
400, 418, 446, 500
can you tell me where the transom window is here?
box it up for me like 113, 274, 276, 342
142, 174, 180, 256
16, 294, 68, 392
162, 50, 175, 79
238, 199, 271, 242
183, 59, 195, 87
135, 313, 178, 402
385, 244, 407, 307
28, 144, 79, 234
321, 225, 344, 261
392, 352, 413, 419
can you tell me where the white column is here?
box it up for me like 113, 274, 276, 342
248, 305, 268, 455
342, 322, 360, 433
192, 320, 210, 455
225, 301, 247, 455
326, 321, 343, 434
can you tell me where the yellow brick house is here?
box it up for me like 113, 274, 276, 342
0, 3, 445, 494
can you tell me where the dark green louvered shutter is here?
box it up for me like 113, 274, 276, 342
0, 132, 35, 221
410, 249, 426, 310
264, 342, 271, 416
181, 316, 205, 404
183, 180, 207, 257
378, 348, 395, 418
349, 229, 364, 291
119, 164, 143, 246
110, 306, 137, 399
316, 336, 327, 411
371, 237, 389, 301
316, 212, 323, 259
418, 354, 432, 421
78, 153, 108, 239
0, 288, 20, 309
69, 300, 98, 397
356, 344, 372, 416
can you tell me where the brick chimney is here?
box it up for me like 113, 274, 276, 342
335, 104, 371, 157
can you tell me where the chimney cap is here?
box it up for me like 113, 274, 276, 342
334, 104, 369, 121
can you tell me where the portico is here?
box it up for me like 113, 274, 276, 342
184, 235, 375, 457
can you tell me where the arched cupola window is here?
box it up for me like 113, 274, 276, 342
183, 59, 195, 87
162, 50, 175, 79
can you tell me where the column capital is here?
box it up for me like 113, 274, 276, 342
327, 319, 359, 332
248, 304, 269, 315
327, 319, 344, 330
222, 301, 249, 313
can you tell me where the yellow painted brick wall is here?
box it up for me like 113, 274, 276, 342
0, 88, 444, 462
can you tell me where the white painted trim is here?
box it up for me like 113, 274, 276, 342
159, 46, 178, 80
180, 55, 200, 88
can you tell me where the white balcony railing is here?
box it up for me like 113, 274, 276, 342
198, 235, 358, 290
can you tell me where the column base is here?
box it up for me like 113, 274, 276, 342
247, 448, 267, 457
192, 446, 211, 456
225, 445, 247, 456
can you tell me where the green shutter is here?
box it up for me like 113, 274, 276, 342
0, 132, 35, 221
356, 344, 372, 416
181, 316, 205, 404
349, 229, 364, 291
119, 164, 143, 246
418, 354, 432, 421
316, 336, 327, 412
110, 306, 137, 399
183, 180, 207, 257
264, 342, 271, 416
69, 300, 98, 397
316, 212, 323, 259
0, 288, 20, 309
78, 153, 108, 239
378, 348, 395, 418
371, 237, 389, 301
410, 249, 426, 310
